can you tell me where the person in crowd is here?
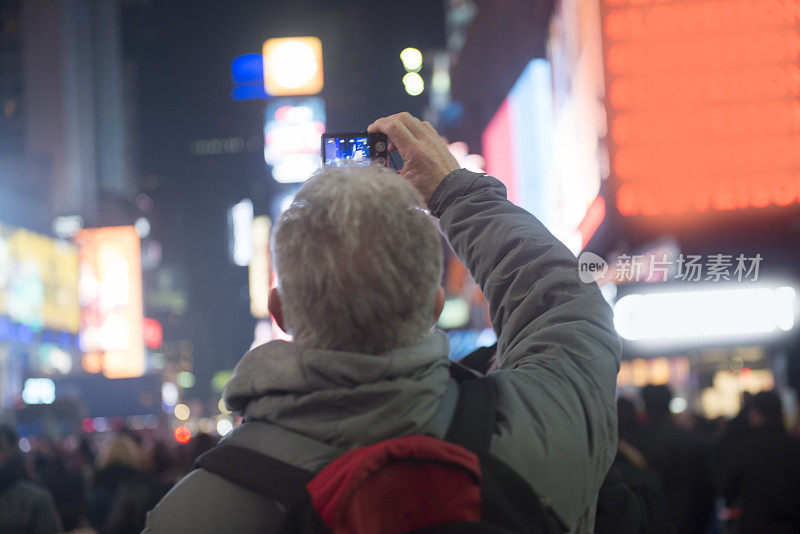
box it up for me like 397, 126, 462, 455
144, 112, 621, 532
628, 385, 715, 534
722, 390, 800, 533
32, 444, 86, 531
712, 392, 754, 498
103, 459, 171, 534
0, 425, 62, 533
170, 433, 219, 476
594, 398, 671, 534
613, 398, 665, 495
88, 430, 173, 534
719, 393, 754, 452
87, 432, 143, 530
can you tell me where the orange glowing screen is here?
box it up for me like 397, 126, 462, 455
75, 226, 145, 379
262, 37, 324, 96
601, 0, 800, 216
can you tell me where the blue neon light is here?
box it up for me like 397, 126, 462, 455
232, 84, 268, 101
231, 54, 268, 101
231, 54, 263, 84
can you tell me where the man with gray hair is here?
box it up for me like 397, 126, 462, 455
145, 112, 620, 533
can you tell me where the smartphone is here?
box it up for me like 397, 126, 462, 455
321, 132, 389, 167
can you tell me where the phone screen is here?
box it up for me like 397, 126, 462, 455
324, 136, 371, 166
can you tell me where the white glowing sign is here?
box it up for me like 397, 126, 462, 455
613, 285, 798, 346
22, 378, 55, 405
264, 98, 325, 183
229, 199, 254, 267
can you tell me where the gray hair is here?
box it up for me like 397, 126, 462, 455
272, 164, 443, 354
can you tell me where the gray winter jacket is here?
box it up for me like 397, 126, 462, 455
143, 169, 621, 533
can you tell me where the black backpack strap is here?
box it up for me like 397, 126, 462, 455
445, 375, 498, 453
195, 443, 314, 508
445, 376, 569, 533
449, 359, 484, 383
457, 343, 498, 376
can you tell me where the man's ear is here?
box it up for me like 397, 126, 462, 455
268, 287, 287, 333
433, 286, 445, 326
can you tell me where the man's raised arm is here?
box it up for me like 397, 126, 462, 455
369, 112, 621, 530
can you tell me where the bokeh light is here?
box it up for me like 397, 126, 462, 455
402, 72, 424, 96
400, 47, 423, 72
173, 403, 190, 420
174, 426, 192, 444
176, 371, 195, 389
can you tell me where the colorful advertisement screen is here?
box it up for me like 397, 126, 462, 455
75, 226, 144, 379
264, 97, 326, 183
601, 0, 800, 216
0, 223, 80, 333
482, 0, 608, 253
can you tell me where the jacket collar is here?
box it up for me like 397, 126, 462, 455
224, 331, 451, 448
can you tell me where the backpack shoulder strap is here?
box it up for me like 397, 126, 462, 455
445, 375, 498, 453
195, 443, 314, 508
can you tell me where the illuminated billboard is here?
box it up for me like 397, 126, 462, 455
75, 226, 145, 379
601, 0, 800, 216
0, 223, 80, 334
249, 215, 271, 319
482, 0, 608, 253
264, 97, 326, 183
262, 37, 324, 96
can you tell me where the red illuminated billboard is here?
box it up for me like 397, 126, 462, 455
601, 0, 800, 217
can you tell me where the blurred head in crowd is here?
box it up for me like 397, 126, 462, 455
188, 433, 217, 463
748, 390, 784, 429
617, 397, 638, 440
0, 425, 19, 466
742, 391, 754, 408
270, 164, 444, 354
145, 440, 172, 476
641, 384, 672, 418
97, 432, 142, 470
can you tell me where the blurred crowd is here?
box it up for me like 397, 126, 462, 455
1, 385, 799, 534
602, 386, 800, 534
0, 426, 218, 534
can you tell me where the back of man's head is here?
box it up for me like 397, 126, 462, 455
272, 164, 443, 354
641, 384, 672, 417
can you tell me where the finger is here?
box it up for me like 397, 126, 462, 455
387, 141, 398, 152
421, 121, 444, 145
394, 112, 427, 138
370, 112, 426, 139
369, 117, 417, 157
421, 121, 438, 137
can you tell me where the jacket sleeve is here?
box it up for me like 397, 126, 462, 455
428, 169, 621, 529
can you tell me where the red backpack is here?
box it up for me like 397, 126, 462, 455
196, 376, 566, 533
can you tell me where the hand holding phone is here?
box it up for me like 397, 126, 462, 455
367, 112, 459, 203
